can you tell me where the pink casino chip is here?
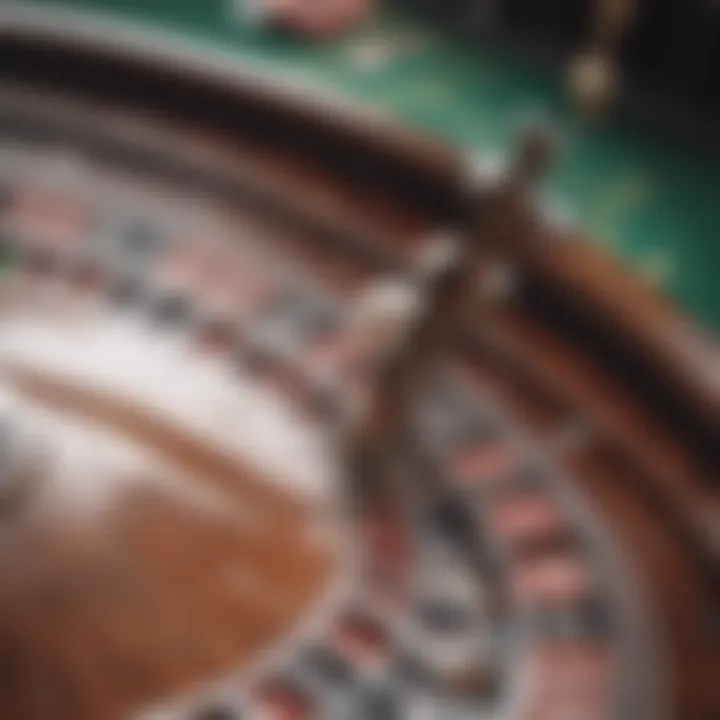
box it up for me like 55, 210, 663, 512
6, 188, 89, 250
362, 512, 412, 599
333, 610, 390, 665
521, 643, 613, 720
512, 552, 593, 606
489, 495, 565, 548
261, 0, 370, 40
449, 441, 516, 487
253, 680, 312, 720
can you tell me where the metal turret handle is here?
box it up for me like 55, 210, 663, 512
343, 123, 559, 513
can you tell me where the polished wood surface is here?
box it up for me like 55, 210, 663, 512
0, 357, 336, 720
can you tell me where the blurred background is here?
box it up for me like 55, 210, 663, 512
24, 0, 720, 330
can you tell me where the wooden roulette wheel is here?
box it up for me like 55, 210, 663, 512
0, 6, 717, 720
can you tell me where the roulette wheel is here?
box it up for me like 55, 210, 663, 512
0, 3, 717, 720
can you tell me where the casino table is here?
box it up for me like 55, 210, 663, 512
16, 0, 720, 332
0, 3, 717, 720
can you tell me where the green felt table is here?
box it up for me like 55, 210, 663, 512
13, 0, 720, 330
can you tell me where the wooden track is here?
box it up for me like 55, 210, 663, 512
0, 288, 337, 720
